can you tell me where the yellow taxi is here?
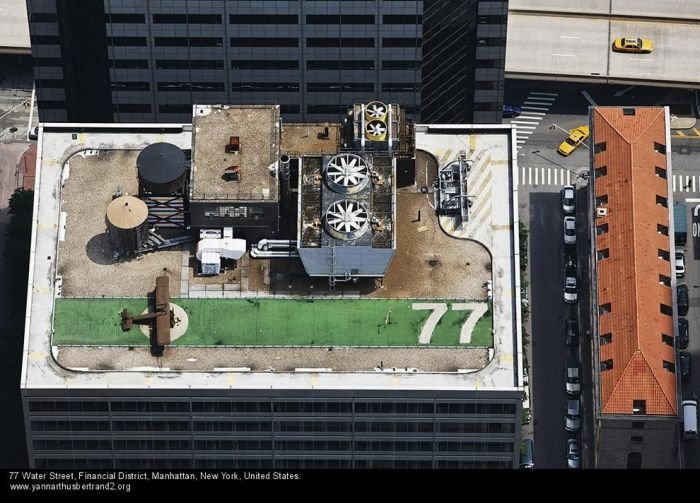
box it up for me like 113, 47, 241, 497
613, 37, 654, 53
557, 126, 589, 156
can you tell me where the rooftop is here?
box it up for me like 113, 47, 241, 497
190, 105, 279, 201
591, 106, 677, 416
0, 0, 29, 54
22, 121, 520, 391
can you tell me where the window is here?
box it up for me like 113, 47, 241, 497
658, 249, 670, 261
307, 104, 347, 114
383, 15, 422, 24
477, 37, 507, 46
112, 59, 149, 69
382, 38, 422, 48
231, 14, 298, 24
663, 360, 675, 372
307, 38, 374, 48
599, 303, 611, 315
111, 82, 150, 91
306, 15, 374, 24
157, 60, 223, 70
110, 37, 147, 46
157, 82, 225, 92
307, 83, 373, 92
108, 13, 145, 23
33, 57, 63, 66
382, 83, 419, 92
280, 104, 300, 114
632, 422, 645, 429
632, 400, 646, 415
31, 35, 60, 44
382, 60, 421, 70
596, 223, 609, 235
232, 38, 298, 47
597, 248, 609, 260
601, 359, 614, 371
627, 452, 643, 469
662, 333, 674, 346
307, 60, 374, 70
233, 60, 299, 70
594, 142, 607, 154
232, 83, 299, 92
600, 333, 612, 345
657, 224, 669, 236
154, 14, 222, 24
478, 15, 508, 24
595, 166, 607, 177
30, 13, 58, 22
623, 108, 636, 116
37, 79, 63, 88
655, 166, 667, 178
659, 274, 671, 286
654, 142, 666, 155
660, 304, 673, 316
159, 104, 192, 114
656, 195, 668, 207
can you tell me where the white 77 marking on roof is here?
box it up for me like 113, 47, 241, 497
412, 302, 488, 344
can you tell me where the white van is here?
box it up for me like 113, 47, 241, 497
683, 400, 698, 440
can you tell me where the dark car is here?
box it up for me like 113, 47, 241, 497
678, 283, 689, 317
565, 318, 579, 347
679, 318, 690, 350
503, 104, 522, 118
681, 351, 692, 381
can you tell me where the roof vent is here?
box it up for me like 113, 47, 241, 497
325, 153, 370, 194
596, 207, 608, 217
324, 199, 370, 241
623, 108, 636, 116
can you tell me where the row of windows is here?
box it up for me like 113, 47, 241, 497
35, 458, 513, 470
29, 400, 518, 415
109, 82, 419, 93
109, 59, 421, 70
106, 37, 422, 48
32, 419, 514, 434
106, 14, 423, 25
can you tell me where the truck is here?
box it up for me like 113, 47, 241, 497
675, 202, 687, 246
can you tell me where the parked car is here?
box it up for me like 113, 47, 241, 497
565, 399, 581, 432
564, 216, 576, 245
565, 318, 579, 347
613, 37, 653, 53
679, 318, 690, 350
557, 126, 589, 156
676, 251, 686, 278
28, 125, 39, 140
678, 283, 689, 317
523, 356, 529, 386
561, 185, 576, 214
520, 438, 534, 469
681, 351, 692, 382
567, 439, 581, 469
564, 277, 578, 304
503, 104, 522, 118
566, 363, 581, 395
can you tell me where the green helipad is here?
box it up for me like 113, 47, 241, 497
53, 298, 493, 347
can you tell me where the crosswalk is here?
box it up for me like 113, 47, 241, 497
519, 167, 700, 192
509, 91, 558, 150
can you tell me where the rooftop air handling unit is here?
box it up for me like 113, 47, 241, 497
349, 102, 401, 154
365, 101, 388, 122
324, 199, 370, 241
325, 153, 370, 194
365, 119, 388, 142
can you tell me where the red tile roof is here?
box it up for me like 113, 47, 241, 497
592, 107, 676, 416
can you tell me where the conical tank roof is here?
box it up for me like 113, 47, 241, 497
106, 196, 148, 229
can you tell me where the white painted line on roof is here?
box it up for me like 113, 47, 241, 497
534, 168, 539, 185
524, 101, 552, 106
519, 115, 544, 120
520, 111, 545, 116
531, 92, 558, 97
522, 167, 526, 182
567, 170, 571, 185
551, 53, 575, 57
528, 167, 532, 185
581, 90, 597, 106
685, 198, 700, 203
553, 169, 558, 185
518, 130, 534, 135
513, 125, 536, 130
629, 58, 654, 62
560, 36, 580, 39
522, 106, 548, 111
511, 120, 540, 126
517, 140, 527, 144
694, 176, 697, 193
547, 168, 551, 185
527, 95, 556, 102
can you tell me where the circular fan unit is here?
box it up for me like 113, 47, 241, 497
325, 153, 370, 194
324, 199, 370, 241
365, 120, 387, 142
365, 101, 388, 121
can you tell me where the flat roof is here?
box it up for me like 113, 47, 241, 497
191, 105, 279, 201
506, 12, 700, 87
591, 107, 677, 416
0, 0, 29, 54
281, 123, 342, 156
22, 122, 521, 391
509, 0, 700, 19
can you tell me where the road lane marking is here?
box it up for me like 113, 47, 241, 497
531, 92, 558, 96
513, 125, 537, 129
581, 90, 597, 106
522, 106, 548, 111
528, 167, 532, 185
551, 53, 575, 57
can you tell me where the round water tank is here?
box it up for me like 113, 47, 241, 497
106, 196, 149, 257
137, 142, 187, 195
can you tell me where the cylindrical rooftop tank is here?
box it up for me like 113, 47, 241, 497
137, 142, 187, 195
106, 195, 149, 257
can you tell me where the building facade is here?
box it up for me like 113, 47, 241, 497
27, 0, 507, 124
